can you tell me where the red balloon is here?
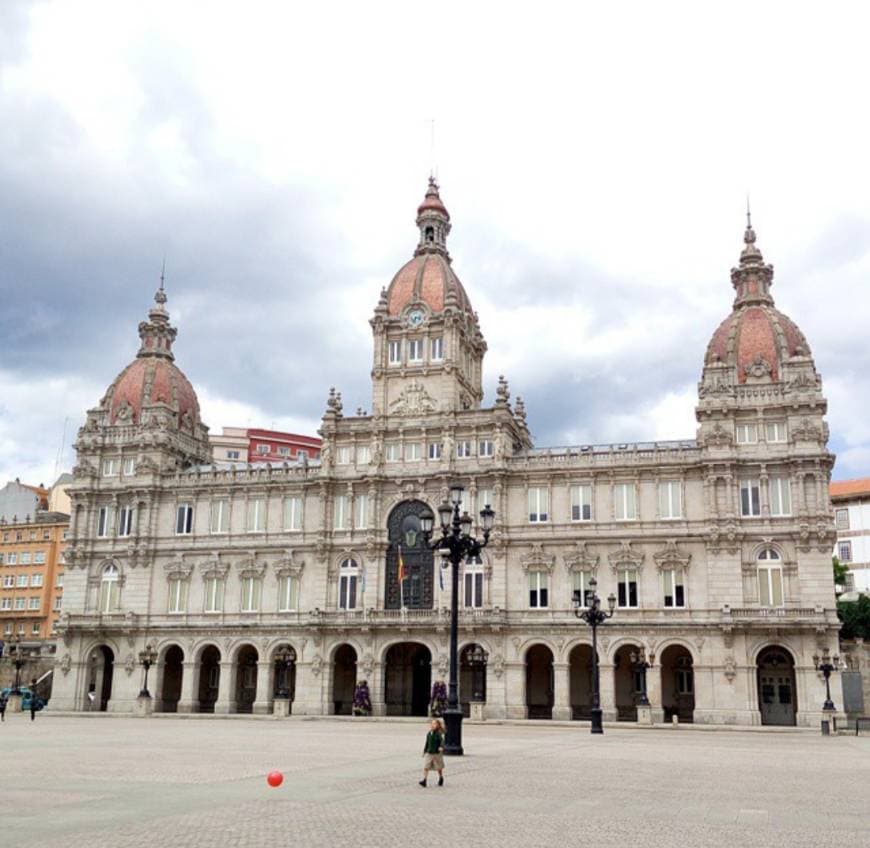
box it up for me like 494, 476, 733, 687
267, 770, 283, 788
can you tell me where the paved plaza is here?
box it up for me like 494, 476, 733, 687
0, 716, 868, 848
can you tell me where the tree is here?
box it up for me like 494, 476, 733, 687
832, 556, 850, 595
837, 593, 870, 641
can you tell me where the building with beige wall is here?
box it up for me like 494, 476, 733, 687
50, 181, 839, 726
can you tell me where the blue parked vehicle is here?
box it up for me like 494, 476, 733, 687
0, 687, 46, 711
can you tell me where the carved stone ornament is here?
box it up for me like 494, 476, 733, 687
788, 370, 818, 391
163, 559, 194, 578
608, 541, 644, 572
598, 635, 610, 653
743, 353, 773, 382
115, 400, 134, 423
701, 422, 733, 448
653, 540, 691, 572
563, 541, 599, 574
72, 459, 97, 477
360, 654, 375, 678
59, 653, 72, 676
310, 655, 323, 676
124, 654, 136, 676
237, 557, 268, 579
437, 656, 449, 678
388, 380, 437, 416
521, 543, 555, 573
698, 374, 734, 399
200, 559, 231, 579
706, 522, 739, 554
723, 656, 737, 683
274, 551, 305, 577
492, 653, 505, 678
792, 417, 822, 442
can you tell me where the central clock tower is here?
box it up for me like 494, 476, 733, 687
370, 179, 487, 417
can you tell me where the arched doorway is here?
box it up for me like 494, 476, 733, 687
386, 501, 435, 609
569, 644, 595, 720
272, 644, 297, 709
526, 644, 554, 719
160, 645, 184, 713
460, 643, 488, 716
86, 645, 114, 712
385, 642, 432, 716
614, 644, 643, 721
757, 646, 797, 726
235, 645, 258, 713
333, 644, 357, 715
197, 645, 221, 713
660, 645, 694, 723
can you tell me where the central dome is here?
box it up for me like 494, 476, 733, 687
384, 178, 473, 318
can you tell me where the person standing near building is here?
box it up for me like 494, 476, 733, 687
29, 678, 39, 721
0, 690, 7, 722
419, 718, 445, 787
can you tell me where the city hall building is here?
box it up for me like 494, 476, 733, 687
51, 180, 840, 726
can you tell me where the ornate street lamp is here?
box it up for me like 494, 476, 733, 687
813, 649, 840, 713
275, 646, 296, 699
468, 644, 488, 702
420, 487, 494, 756
572, 577, 616, 734
629, 647, 653, 708
138, 644, 158, 699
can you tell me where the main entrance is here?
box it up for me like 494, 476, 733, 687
332, 644, 357, 715
86, 645, 114, 712
160, 645, 184, 713
660, 645, 694, 723
526, 644, 554, 719
757, 646, 797, 726
385, 501, 434, 609
235, 645, 258, 713
197, 645, 221, 713
569, 644, 595, 720
384, 642, 431, 716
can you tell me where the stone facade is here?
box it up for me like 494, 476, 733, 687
50, 185, 841, 726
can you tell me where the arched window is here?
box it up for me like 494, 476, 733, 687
757, 548, 783, 607
464, 555, 484, 608
339, 558, 359, 610
99, 564, 120, 613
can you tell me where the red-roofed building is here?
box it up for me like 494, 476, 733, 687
209, 427, 321, 464
830, 478, 870, 592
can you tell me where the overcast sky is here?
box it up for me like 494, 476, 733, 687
1, 1, 869, 489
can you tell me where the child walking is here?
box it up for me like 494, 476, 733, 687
419, 718, 445, 787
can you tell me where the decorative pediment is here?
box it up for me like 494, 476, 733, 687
699, 422, 733, 448
237, 557, 267, 579
163, 559, 194, 579
520, 543, 555, 573
200, 558, 230, 579
563, 541, 599, 574
743, 353, 773, 383
608, 541, 644, 571
388, 380, 437, 416
274, 551, 305, 577
652, 540, 691, 571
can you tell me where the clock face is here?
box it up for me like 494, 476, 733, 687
407, 309, 426, 328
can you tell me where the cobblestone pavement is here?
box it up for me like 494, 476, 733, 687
1, 714, 867, 848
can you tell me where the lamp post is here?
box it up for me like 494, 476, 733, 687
420, 485, 494, 756
629, 647, 653, 708
10, 637, 26, 696
275, 646, 296, 699
813, 649, 839, 712
572, 578, 616, 734
468, 643, 488, 703
138, 644, 158, 698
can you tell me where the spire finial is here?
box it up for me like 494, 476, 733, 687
746, 194, 751, 229
155, 259, 168, 306
160, 258, 165, 291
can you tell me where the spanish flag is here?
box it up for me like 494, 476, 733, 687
397, 544, 406, 583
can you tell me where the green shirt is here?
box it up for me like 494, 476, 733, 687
423, 730, 443, 754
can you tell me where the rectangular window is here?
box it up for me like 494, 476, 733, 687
20, 552, 31, 564
256, 444, 269, 455
736, 423, 758, 444
203, 576, 224, 613
431, 337, 444, 361
388, 340, 402, 365
0, 598, 9, 610
336, 446, 353, 465
246, 498, 266, 533
278, 446, 290, 457
354, 494, 368, 529
407, 339, 423, 362
838, 541, 852, 563
658, 481, 682, 519
210, 499, 229, 534
102, 458, 119, 476
3, 575, 13, 588
476, 489, 493, 523
739, 480, 761, 517
529, 572, 549, 608
662, 569, 685, 608
765, 422, 787, 443
117, 505, 134, 537
835, 508, 849, 530
356, 445, 371, 465
428, 443, 442, 460
241, 577, 261, 612
3, 623, 11, 634
385, 442, 401, 462
339, 572, 357, 610
31, 623, 40, 635
758, 567, 784, 606
34, 551, 46, 564
97, 506, 113, 538
614, 483, 637, 520
456, 441, 473, 458
53, 595, 63, 611
333, 495, 349, 530
572, 571, 594, 607
479, 440, 494, 458
14, 597, 26, 610
528, 487, 549, 523
122, 457, 136, 475
464, 569, 484, 608
30, 574, 43, 588
0, 554, 3, 565
56, 573, 64, 588
175, 503, 194, 535
227, 450, 241, 460
283, 496, 303, 531
617, 568, 639, 608
406, 442, 423, 461
769, 476, 792, 516
168, 578, 187, 613
278, 575, 298, 611
571, 484, 593, 522
6, 553, 15, 565
17, 574, 28, 587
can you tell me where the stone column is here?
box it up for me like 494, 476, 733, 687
252, 660, 273, 715
369, 662, 386, 717
214, 660, 235, 714
552, 662, 571, 721
176, 660, 198, 713
505, 661, 527, 719
646, 662, 663, 724
599, 662, 617, 723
